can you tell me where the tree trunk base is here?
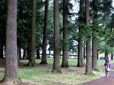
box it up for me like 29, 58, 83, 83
93, 68, 99, 71
27, 62, 36, 67
52, 69, 61, 73
77, 64, 85, 67
0, 77, 21, 83
36, 57, 40, 59
40, 61, 47, 64
23, 58, 27, 60
0, 57, 4, 59
84, 72, 94, 75
61, 64, 69, 68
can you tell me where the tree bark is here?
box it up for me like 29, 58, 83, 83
36, 49, 40, 59
105, 51, 108, 60
40, 0, 49, 64
77, 0, 84, 67
52, 0, 61, 73
23, 49, 27, 59
85, 0, 92, 75
78, 33, 84, 67
111, 53, 113, 60
2, 0, 21, 82
0, 42, 4, 58
17, 39, 21, 63
28, 0, 36, 66
97, 52, 98, 59
27, 47, 30, 59
49, 50, 51, 58
83, 42, 86, 59
92, 35, 98, 70
17, 43, 21, 64
92, 0, 98, 71
61, 0, 69, 68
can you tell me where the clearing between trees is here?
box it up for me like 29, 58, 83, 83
0, 59, 114, 85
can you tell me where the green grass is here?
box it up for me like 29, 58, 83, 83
0, 59, 114, 85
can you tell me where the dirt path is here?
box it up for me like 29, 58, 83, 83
79, 64, 114, 85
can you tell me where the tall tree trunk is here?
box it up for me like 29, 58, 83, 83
92, 35, 98, 70
61, 0, 69, 68
23, 49, 27, 59
83, 50, 85, 59
78, 33, 84, 67
83, 42, 86, 59
36, 49, 40, 59
0, 42, 4, 58
49, 49, 51, 58
27, 47, 30, 59
111, 53, 113, 60
2, 0, 21, 82
17, 44, 21, 64
77, 0, 84, 67
97, 52, 98, 59
92, 0, 98, 71
105, 51, 108, 60
40, 0, 49, 64
28, 0, 36, 66
17, 39, 21, 63
85, 0, 92, 75
52, 0, 61, 73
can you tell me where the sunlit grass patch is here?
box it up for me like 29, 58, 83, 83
18, 59, 114, 84
0, 59, 113, 85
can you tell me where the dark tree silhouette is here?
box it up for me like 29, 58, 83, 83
40, 0, 49, 64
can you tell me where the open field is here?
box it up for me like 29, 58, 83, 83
0, 59, 114, 85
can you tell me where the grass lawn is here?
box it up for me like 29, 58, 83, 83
0, 59, 114, 85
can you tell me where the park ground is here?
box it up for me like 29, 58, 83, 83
0, 59, 114, 85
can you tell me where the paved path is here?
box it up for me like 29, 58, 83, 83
79, 64, 114, 85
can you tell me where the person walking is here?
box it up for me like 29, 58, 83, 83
104, 59, 110, 78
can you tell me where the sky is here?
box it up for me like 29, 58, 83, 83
70, 0, 114, 20
70, 0, 114, 10
113, 0, 114, 6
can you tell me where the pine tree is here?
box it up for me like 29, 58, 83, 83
40, 0, 49, 64
52, 0, 61, 73
61, 0, 69, 68
2, 0, 21, 82
28, 0, 37, 66
85, 0, 92, 75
